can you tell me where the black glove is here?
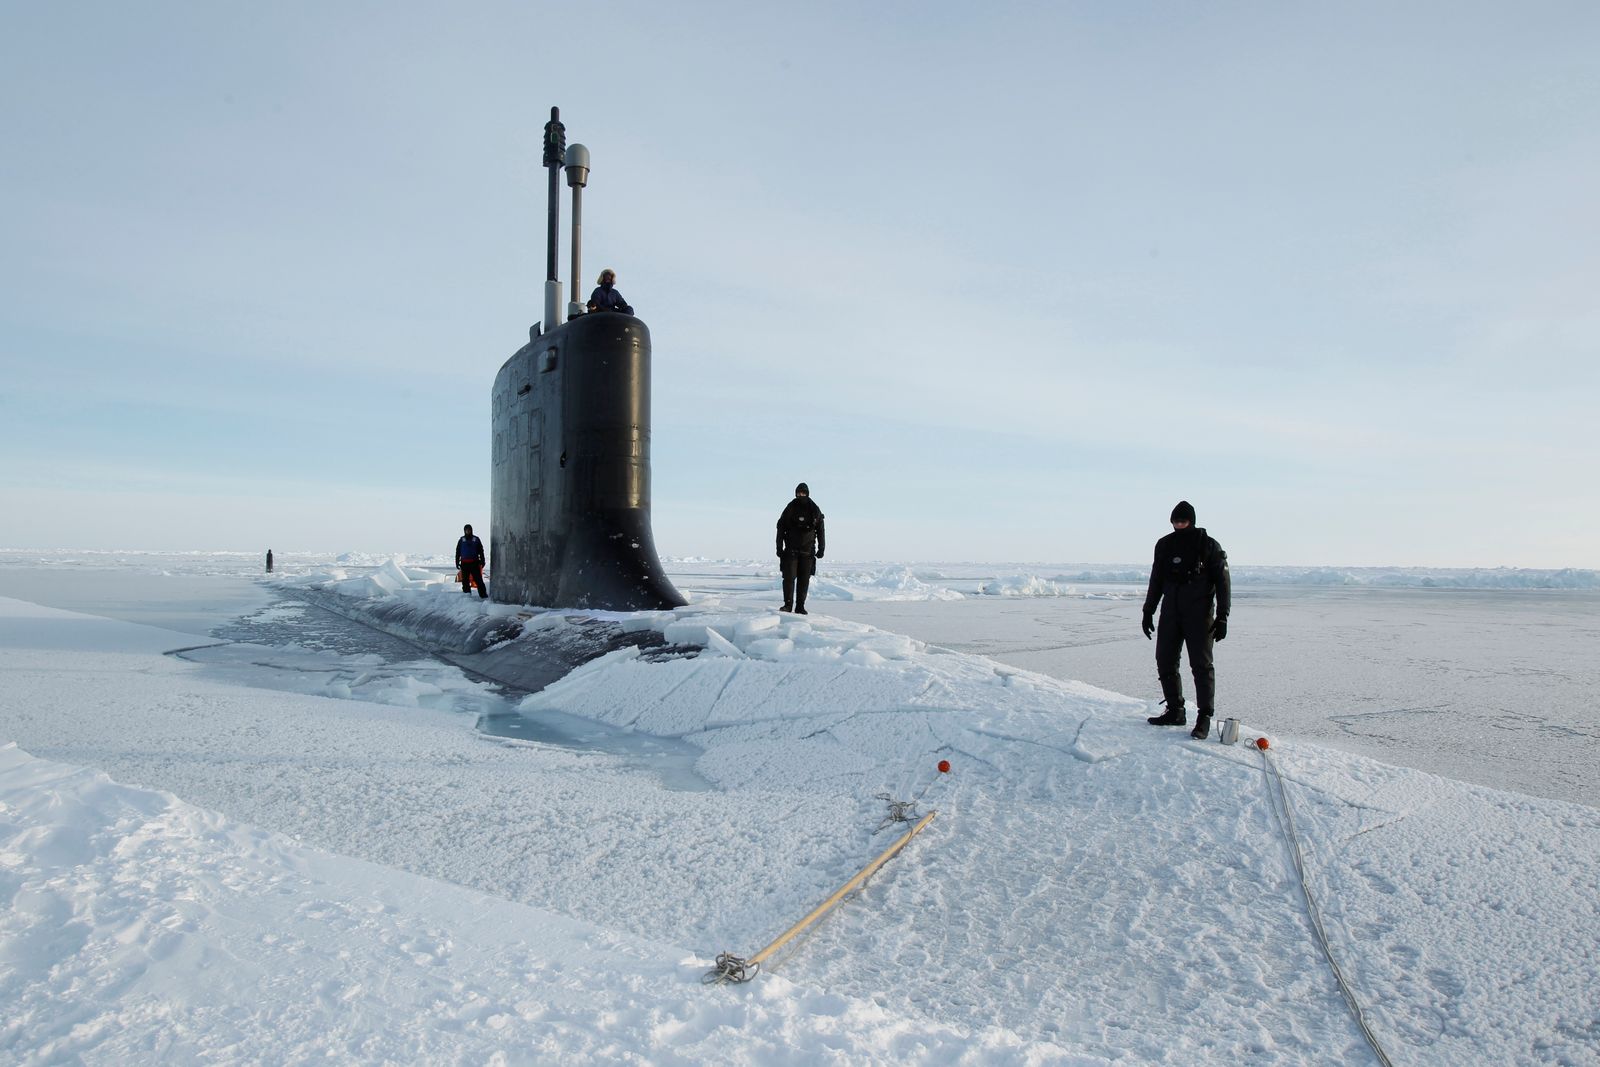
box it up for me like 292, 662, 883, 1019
1141, 611, 1154, 640
1210, 617, 1228, 641
816, 552, 823, 559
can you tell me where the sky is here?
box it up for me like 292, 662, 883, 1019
2, 2, 1597, 567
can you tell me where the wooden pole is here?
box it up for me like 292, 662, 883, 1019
745, 811, 936, 970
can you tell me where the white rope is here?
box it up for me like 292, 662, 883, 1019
1259, 746, 1397, 1067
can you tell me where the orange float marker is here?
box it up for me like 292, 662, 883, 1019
937, 759, 951, 773
1256, 737, 1270, 750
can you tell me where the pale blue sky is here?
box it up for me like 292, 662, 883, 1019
2, 2, 1596, 566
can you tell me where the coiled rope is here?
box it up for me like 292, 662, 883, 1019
873, 794, 921, 834
703, 951, 758, 985
872, 762, 949, 835
1259, 745, 1396, 1067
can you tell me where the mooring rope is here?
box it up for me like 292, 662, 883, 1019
1259, 746, 1397, 1067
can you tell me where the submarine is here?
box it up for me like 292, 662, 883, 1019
490, 108, 686, 611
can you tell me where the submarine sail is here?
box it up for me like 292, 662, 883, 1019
489, 107, 685, 611
491, 313, 684, 609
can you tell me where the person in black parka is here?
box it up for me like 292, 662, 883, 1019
776, 482, 825, 614
1142, 500, 1230, 739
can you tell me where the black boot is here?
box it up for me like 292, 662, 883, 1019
1147, 704, 1186, 726
1190, 712, 1212, 740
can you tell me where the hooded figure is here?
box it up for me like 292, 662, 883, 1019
1141, 500, 1230, 739
776, 482, 825, 614
586, 268, 634, 315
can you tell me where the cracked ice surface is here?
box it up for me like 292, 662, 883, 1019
0, 556, 1598, 1064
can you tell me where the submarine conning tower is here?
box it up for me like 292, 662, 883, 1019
489, 106, 686, 611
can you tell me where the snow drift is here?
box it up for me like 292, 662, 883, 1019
2, 572, 1598, 1065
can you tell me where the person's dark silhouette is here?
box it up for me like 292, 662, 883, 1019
1142, 500, 1230, 740
776, 483, 825, 614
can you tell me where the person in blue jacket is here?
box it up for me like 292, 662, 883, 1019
586, 268, 634, 315
456, 524, 488, 599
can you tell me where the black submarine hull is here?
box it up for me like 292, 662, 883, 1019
490, 312, 685, 610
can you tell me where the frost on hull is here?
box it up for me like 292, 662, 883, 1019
491, 313, 685, 611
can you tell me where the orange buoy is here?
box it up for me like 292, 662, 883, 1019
1256, 737, 1270, 750
937, 759, 951, 773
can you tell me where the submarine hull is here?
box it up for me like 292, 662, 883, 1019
491, 312, 685, 610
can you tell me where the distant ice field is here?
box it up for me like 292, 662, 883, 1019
0, 550, 1595, 808
666, 560, 1600, 809
816, 584, 1600, 810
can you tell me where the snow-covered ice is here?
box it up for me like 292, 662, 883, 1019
819, 582, 1600, 809
1, 553, 1599, 1064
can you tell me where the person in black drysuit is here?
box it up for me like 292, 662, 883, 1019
776, 482, 825, 614
586, 268, 634, 315
456, 523, 488, 599
1142, 500, 1230, 739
